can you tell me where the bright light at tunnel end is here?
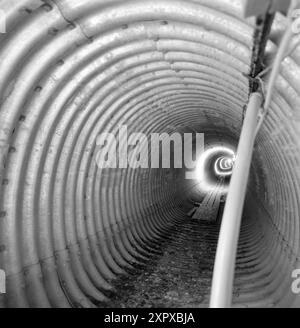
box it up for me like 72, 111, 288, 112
93, 125, 238, 195
214, 156, 236, 177
1, 0, 300, 310
186, 146, 236, 194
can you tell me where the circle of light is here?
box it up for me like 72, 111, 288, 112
194, 146, 236, 194
214, 156, 235, 176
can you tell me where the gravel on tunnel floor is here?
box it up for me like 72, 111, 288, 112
105, 217, 221, 308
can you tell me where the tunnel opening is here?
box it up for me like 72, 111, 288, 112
0, 0, 299, 308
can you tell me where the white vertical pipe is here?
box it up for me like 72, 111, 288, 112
210, 92, 263, 308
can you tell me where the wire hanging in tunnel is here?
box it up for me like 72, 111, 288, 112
0, 0, 300, 310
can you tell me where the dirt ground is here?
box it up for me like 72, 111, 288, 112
105, 218, 221, 308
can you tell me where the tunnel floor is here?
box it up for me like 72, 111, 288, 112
105, 217, 221, 308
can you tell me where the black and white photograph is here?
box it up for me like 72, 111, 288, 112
0, 0, 300, 313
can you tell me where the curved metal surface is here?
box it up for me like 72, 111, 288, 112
0, 0, 299, 308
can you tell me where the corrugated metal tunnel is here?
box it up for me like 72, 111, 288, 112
0, 0, 300, 308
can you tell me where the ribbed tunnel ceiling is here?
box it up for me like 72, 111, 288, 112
0, 0, 300, 308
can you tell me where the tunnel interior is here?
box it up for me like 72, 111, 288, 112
0, 0, 300, 308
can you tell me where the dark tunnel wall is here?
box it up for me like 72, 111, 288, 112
0, 0, 300, 308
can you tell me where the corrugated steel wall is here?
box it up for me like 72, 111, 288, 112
0, 0, 300, 307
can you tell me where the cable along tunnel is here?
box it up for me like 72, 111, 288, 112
0, 0, 300, 308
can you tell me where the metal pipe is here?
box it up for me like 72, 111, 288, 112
210, 92, 264, 308
255, 0, 297, 136
1, 0, 300, 308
